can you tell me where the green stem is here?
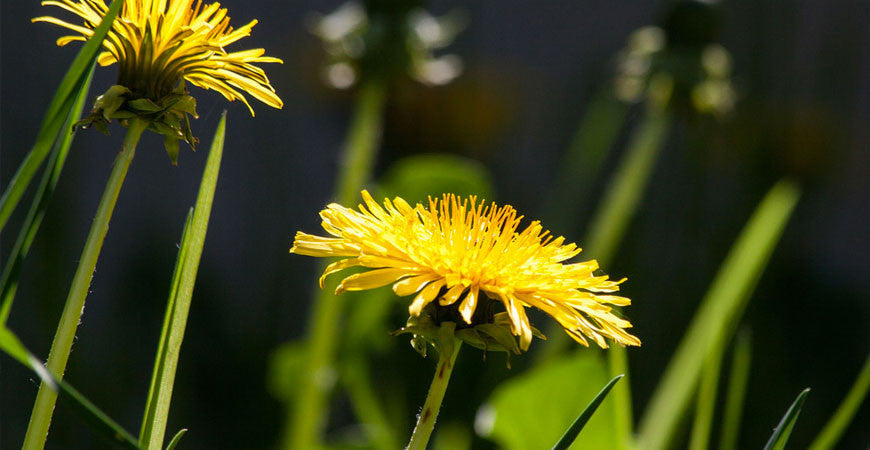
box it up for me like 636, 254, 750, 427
343, 355, 401, 450
23, 118, 148, 450
808, 353, 870, 450
406, 340, 462, 450
283, 80, 386, 450
719, 330, 752, 450
689, 338, 725, 450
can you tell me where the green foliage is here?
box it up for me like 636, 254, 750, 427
718, 330, 752, 450
0, 66, 93, 325
0, 0, 123, 232
763, 388, 810, 450
0, 328, 140, 448
376, 153, 495, 204
809, 354, 870, 450
139, 113, 226, 449
637, 179, 800, 449
480, 351, 617, 449
552, 375, 624, 450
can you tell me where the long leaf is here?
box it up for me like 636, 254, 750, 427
551, 374, 624, 450
718, 329, 752, 450
139, 112, 226, 449
0, 327, 140, 448
763, 388, 810, 450
808, 354, 870, 450
0, 66, 95, 325
637, 179, 801, 450
0, 0, 123, 231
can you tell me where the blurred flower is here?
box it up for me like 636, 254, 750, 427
310, 2, 465, 89
291, 191, 640, 352
35, 0, 283, 161
613, 25, 736, 116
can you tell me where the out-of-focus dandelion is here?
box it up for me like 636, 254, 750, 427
35, 0, 283, 160
613, 25, 736, 116
310, 1, 465, 89
292, 190, 640, 352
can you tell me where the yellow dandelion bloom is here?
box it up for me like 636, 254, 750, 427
34, 0, 283, 115
291, 191, 641, 351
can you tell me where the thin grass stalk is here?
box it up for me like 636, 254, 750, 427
284, 79, 386, 449
543, 92, 628, 233
23, 117, 148, 450
343, 355, 401, 450
406, 339, 462, 450
718, 330, 751, 450
808, 354, 870, 450
138, 113, 225, 449
637, 180, 801, 450
0, 67, 94, 325
689, 337, 726, 450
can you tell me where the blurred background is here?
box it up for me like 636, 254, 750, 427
1, 0, 868, 448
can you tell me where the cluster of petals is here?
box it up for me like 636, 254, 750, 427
292, 191, 641, 350
35, 0, 283, 114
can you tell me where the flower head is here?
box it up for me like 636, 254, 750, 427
35, 0, 283, 114
291, 191, 641, 352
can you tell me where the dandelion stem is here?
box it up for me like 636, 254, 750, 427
23, 117, 148, 450
406, 339, 462, 450
284, 79, 386, 449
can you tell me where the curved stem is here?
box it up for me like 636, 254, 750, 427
406, 340, 462, 450
23, 118, 148, 450
283, 80, 386, 450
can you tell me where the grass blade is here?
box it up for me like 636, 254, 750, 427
0, 327, 140, 448
0, 66, 95, 325
165, 429, 188, 450
551, 374, 624, 450
688, 336, 725, 450
763, 388, 810, 450
139, 112, 226, 449
637, 179, 801, 450
0, 0, 122, 231
718, 329, 752, 450
808, 354, 870, 450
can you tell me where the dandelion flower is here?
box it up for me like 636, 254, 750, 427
34, 0, 283, 115
291, 191, 641, 351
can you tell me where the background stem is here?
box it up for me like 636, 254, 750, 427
406, 340, 462, 450
23, 118, 147, 450
284, 80, 386, 450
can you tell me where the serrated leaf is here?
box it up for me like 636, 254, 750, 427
0, 0, 123, 231
763, 388, 810, 450
551, 374, 624, 450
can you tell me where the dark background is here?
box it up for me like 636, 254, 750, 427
2, 0, 868, 448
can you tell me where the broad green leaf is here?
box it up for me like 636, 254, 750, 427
718, 330, 752, 450
0, 66, 94, 325
479, 351, 616, 449
763, 388, 810, 450
0, 327, 140, 448
376, 153, 495, 204
637, 180, 801, 450
808, 354, 870, 450
0, 0, 123, 231
139, 113, 226, 450
165, 429, 188, 450
551, 374, 624, 450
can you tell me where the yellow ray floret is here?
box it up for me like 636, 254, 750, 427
34, 0, 283, 115
291, 191, 641, 351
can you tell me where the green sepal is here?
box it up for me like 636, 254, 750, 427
74, 81, 200, 161
163, 135, 180, 165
